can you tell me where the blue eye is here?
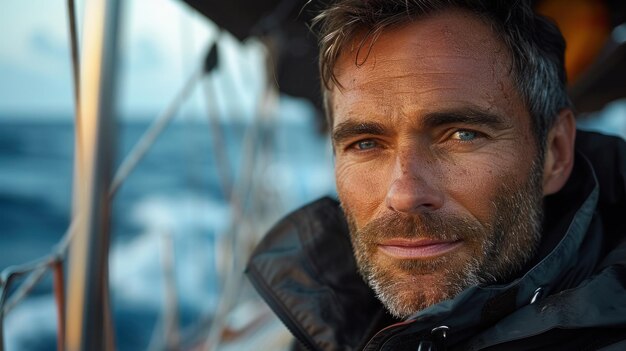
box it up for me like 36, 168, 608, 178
454, 130, 477, 141
356, 140, 377, 150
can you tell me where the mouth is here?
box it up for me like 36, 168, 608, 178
377, 239, 463, 259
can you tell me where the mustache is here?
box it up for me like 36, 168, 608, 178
353, 211, 487, 243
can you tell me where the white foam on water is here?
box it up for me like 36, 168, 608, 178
4, 295, 57, 351
110, 193, 230, 311
262, 161, 336, 209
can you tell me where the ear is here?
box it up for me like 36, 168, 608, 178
542, 109, 576, 195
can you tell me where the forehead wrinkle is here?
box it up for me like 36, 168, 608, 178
354, 72, 479, 84
333, 95, 405, 128
374, 53, 487, 64
331, 10, 526, 134
347, 69, 487, 92
337, 18, 515, 87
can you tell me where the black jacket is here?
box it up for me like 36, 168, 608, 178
246, 130, 626, 350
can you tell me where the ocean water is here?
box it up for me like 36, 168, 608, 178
0, 116, 335, 350
3, 101, 623, 350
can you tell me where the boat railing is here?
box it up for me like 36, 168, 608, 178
0, 0, 281, 350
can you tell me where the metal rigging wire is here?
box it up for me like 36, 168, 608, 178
0, 3, 209, 351
1, 2, 277, 350
0, 1, 82, 348
109, 66, 205, 197
200, 40, 280, 351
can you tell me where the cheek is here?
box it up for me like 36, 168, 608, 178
439, 150, 531, 222
335, 160, 390, 227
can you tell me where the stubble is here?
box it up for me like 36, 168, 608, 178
344, 162, 544, 318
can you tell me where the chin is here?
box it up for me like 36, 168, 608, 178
364, 255, 482, 318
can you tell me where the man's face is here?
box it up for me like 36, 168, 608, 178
331, 10, 545, 318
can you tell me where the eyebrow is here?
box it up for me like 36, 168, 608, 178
421, 109, 510, 130
332, 121, 387, 145
331, 108, 510, 145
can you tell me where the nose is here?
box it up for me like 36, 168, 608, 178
385, 153, 444, 214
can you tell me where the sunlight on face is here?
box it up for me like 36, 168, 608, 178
332, 10, 544, 318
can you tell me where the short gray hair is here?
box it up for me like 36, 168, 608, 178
313, 0, 573, 150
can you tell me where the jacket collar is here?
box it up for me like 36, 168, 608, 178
369, 152, 602, 350
246, 196, 394, 350
246, 131, 625, 350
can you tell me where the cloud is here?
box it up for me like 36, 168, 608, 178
4, 295, 57, 351
109, 193, 228, 310
0, 0, 270, 119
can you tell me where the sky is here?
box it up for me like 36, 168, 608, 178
2, 0, 622, 127
0, 0, 275, 121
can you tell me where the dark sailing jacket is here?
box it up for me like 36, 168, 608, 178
245, 130, 626, 351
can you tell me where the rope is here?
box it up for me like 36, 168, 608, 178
0, 218, 79, 318
0, 13, 278, 351
202, 44, 280, 350
0, 2, 81, 348
68, 0, 84, 219
109, 66, 204, 197
203, 67, 234, 200
52, 260, 66, 351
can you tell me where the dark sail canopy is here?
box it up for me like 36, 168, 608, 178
178, 0, 626, 117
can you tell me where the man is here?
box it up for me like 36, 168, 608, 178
246, 1, 626, 350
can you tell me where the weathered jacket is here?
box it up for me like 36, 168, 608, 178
246, 130, 626, 350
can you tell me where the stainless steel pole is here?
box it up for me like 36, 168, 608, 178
65, 0, 121, 350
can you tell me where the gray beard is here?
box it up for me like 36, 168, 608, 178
344, 162, 544, 319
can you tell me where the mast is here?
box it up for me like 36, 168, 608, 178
65, 0, 121, 349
